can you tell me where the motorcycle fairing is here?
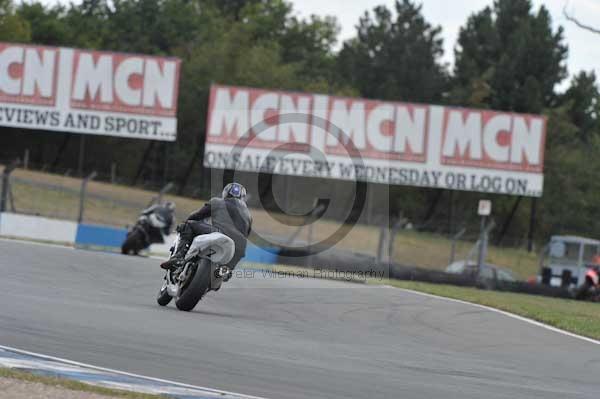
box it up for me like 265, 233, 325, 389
185, 232, 235, 265
148, 213, 167, 229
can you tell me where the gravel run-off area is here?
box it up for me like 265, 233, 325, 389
0, 377, 117, 399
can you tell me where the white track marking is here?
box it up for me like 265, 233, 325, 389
0, 357, 105, 375
382, 285, 600, 346
0, 237, 75, 251
1, 236, 169, 259
0, 344, 267, 399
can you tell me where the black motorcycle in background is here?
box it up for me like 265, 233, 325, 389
121, 202, 175, 255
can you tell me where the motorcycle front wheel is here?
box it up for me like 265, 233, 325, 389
175, 259, 212, 312
121, 229, 144, 255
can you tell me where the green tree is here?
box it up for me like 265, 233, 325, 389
0, 0, 30, 42
17, 2, 69, 45
61, 0, 111, 49
560, 71, 600, 143
279, 15, 340, 89
536, 73, 600, 239
211, 0, 262, 21
540, 104, 600, 237
453, 0, 568, 113
102, 0, 199, 54
451, 7, 496, 107
338, 0, 448, 103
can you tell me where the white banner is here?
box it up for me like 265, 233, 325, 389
204, 85, 547, 197
0, 43, 180, 141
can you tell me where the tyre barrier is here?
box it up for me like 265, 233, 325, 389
278, 244, 575, 300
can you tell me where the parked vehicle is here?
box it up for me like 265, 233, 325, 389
157, 232, 235, 311
539, 236, 600, 289
446, 260, 517, 282
122, 203, 175, 255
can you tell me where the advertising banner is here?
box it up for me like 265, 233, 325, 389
0, 42, 180, 141
204, 85, 547, 197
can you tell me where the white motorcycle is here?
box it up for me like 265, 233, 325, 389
157, 232, 235, 311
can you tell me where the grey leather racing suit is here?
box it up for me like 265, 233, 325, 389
176, 197, 252, 269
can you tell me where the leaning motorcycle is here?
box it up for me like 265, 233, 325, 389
156, 232, 235, 311
121, 208, 172, 255
575, 266, 600, 301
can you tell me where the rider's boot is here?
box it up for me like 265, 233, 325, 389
161, 222, 196, 271
160, 239, 190, 270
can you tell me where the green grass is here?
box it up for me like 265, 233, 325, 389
377, 279, 600, 340
0, 367, 164, 398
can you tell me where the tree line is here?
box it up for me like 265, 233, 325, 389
1, 0, 599, 246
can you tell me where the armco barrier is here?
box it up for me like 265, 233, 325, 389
0, 212, 77, 244
0, 212, 280, 265
75, 224, 127, 248
75, 223, 281, 264
245, 243, 279, 264
150, 235, 279, 264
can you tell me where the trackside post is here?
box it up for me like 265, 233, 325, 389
0, 160, 20, 213
78, 171, 98, 223
477, 200, 492, 276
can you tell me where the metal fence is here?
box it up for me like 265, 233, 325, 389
2, 167, 176, 227
0, 164, 541, 280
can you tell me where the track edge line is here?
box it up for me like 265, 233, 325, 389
382, 285, 600, 346
0, 344, 268, 399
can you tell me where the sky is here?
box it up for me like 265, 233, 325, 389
291, 0, 600, 90
35, 0, 600, 91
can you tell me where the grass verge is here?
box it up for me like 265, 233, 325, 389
376, 279, 600, 341
0, 367, 163, 398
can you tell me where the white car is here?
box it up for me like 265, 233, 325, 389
446, 260, 517, 282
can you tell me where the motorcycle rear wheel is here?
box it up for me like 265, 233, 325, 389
175, 259, 212, 312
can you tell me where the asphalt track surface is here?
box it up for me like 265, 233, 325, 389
0, 239, 599, 399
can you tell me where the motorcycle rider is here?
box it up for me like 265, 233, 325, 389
122, 201, 177, 255
576, 254, 600, 300
160, 183, 252, 274
139, 201, 176, 236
